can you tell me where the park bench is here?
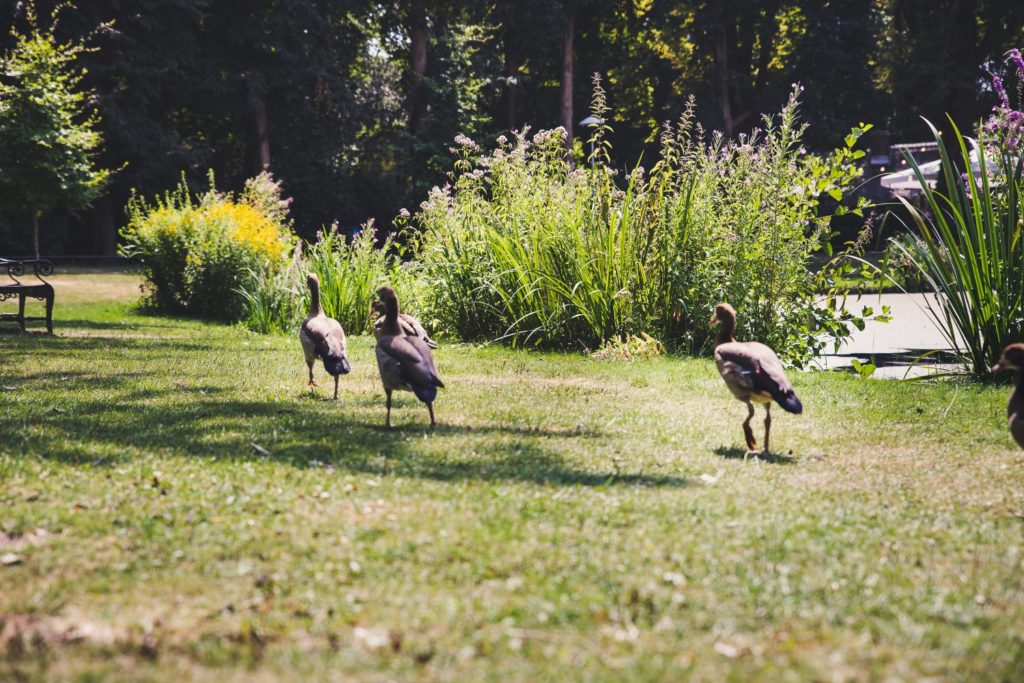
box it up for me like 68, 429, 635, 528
0, 257, 55, 334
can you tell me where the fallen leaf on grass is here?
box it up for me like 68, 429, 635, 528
699, 470, 722, 485
714, 641, 741, 658
353, 625, 402, 652
1, 553, 24, 566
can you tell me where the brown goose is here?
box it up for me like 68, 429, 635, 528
371, 300, 438, 349
299, 273, 351, 399
375, 286, 445, 427
710, 303, 803, 455
992, 343, 1024, 449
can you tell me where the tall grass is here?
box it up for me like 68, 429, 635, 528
891, 119, 1024, 375
416, 79, 877, 364
240, 224, 417, 335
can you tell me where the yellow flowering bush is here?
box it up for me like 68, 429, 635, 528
120, 172, 294, 321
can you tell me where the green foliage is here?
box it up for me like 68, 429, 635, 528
239, 225, 416, 336
849, 358, 877, 380
890, 120, 1024, 376
415, 82, 881, 365
0, 1, 109, 253
119, 172, 293, 321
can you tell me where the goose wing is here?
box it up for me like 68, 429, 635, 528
303, 314, 349, 375
399, 313, 439, 349
1010, 390, 1024, 448
715, 341, 802, 413
376, 334, 444, 390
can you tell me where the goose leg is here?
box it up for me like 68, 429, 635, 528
332, 375, 339, 400
307, 362, 318, 389
742, 401, 757, 455
385, 389, 393, 428
763, 404, 772, 455
427, 401, 436, 428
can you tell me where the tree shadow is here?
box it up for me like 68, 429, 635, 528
5, 388, 688, 488
713, 446, 796, 465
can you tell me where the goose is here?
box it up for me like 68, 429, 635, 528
992, 343, 1024, 449
710, 303, 803, 455
299, 273, 351, 399
371, 300, 438, 349
374, 286, 445, 427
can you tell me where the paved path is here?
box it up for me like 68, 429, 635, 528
817, 293, 962, 378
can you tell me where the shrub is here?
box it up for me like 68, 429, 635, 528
120, 172, 293, 321
414, 78, 880, 365
889, 52, 1024, 376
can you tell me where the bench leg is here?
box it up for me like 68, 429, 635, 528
45, 289, 54, 334
17, 292, 26, 333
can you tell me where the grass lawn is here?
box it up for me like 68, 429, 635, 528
2, 271, 1023, 682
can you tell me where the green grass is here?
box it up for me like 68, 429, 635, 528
2, 271, 1023, 681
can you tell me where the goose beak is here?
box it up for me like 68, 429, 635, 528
709, 315, 720, 328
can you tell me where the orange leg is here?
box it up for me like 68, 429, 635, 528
742, 401, 757, 451
307, 363, 318, 389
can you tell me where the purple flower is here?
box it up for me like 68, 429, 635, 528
991, 71, 1010, 108
1008, 48, 1024, 78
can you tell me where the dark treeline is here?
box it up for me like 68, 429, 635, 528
2, 0, 1023, 254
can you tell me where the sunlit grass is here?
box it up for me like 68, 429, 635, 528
1, 271, 1023, 681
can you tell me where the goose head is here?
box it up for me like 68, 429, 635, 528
709, 302, 736, 328
992, 343, 1024, 373
378, 286, 399, 309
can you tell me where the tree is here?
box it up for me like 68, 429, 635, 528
0, 2, 109, 258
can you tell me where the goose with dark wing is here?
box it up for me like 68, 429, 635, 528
992, 343, 1024, 449
374, 286, 445, 427
299, 273, 351, 399
710, 303, 802, 456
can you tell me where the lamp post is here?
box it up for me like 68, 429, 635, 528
579, 115, 604, 168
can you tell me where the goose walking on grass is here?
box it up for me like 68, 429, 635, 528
710, 303, 802, 456
299, 273, 351, 400
371, 300, 438, 349
374, 286, 444, 428
992, 343, 1024, 449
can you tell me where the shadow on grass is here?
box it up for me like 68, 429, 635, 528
0, 323, 687, 488
713, 446, 796, 465
2, 386, 687, 490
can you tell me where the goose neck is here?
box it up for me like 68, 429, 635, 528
715, 315, 736, 347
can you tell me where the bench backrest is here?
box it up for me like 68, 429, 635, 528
0, 258, 54, 284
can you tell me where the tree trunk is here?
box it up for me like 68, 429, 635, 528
945, 0, 980, 130
499, 41, 519, 131
93, 195, 116, 255
560, 0, 576, 154
408, 1, 429, 134
714, 25, 734, 137
712, 0, 737, 139
245, 75, 271, 176
32, 213, 40, 260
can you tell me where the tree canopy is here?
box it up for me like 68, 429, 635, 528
0, 1, 109, 256
1, 0, 1022, 252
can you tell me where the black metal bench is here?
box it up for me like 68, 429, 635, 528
0, 258, 55, 334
